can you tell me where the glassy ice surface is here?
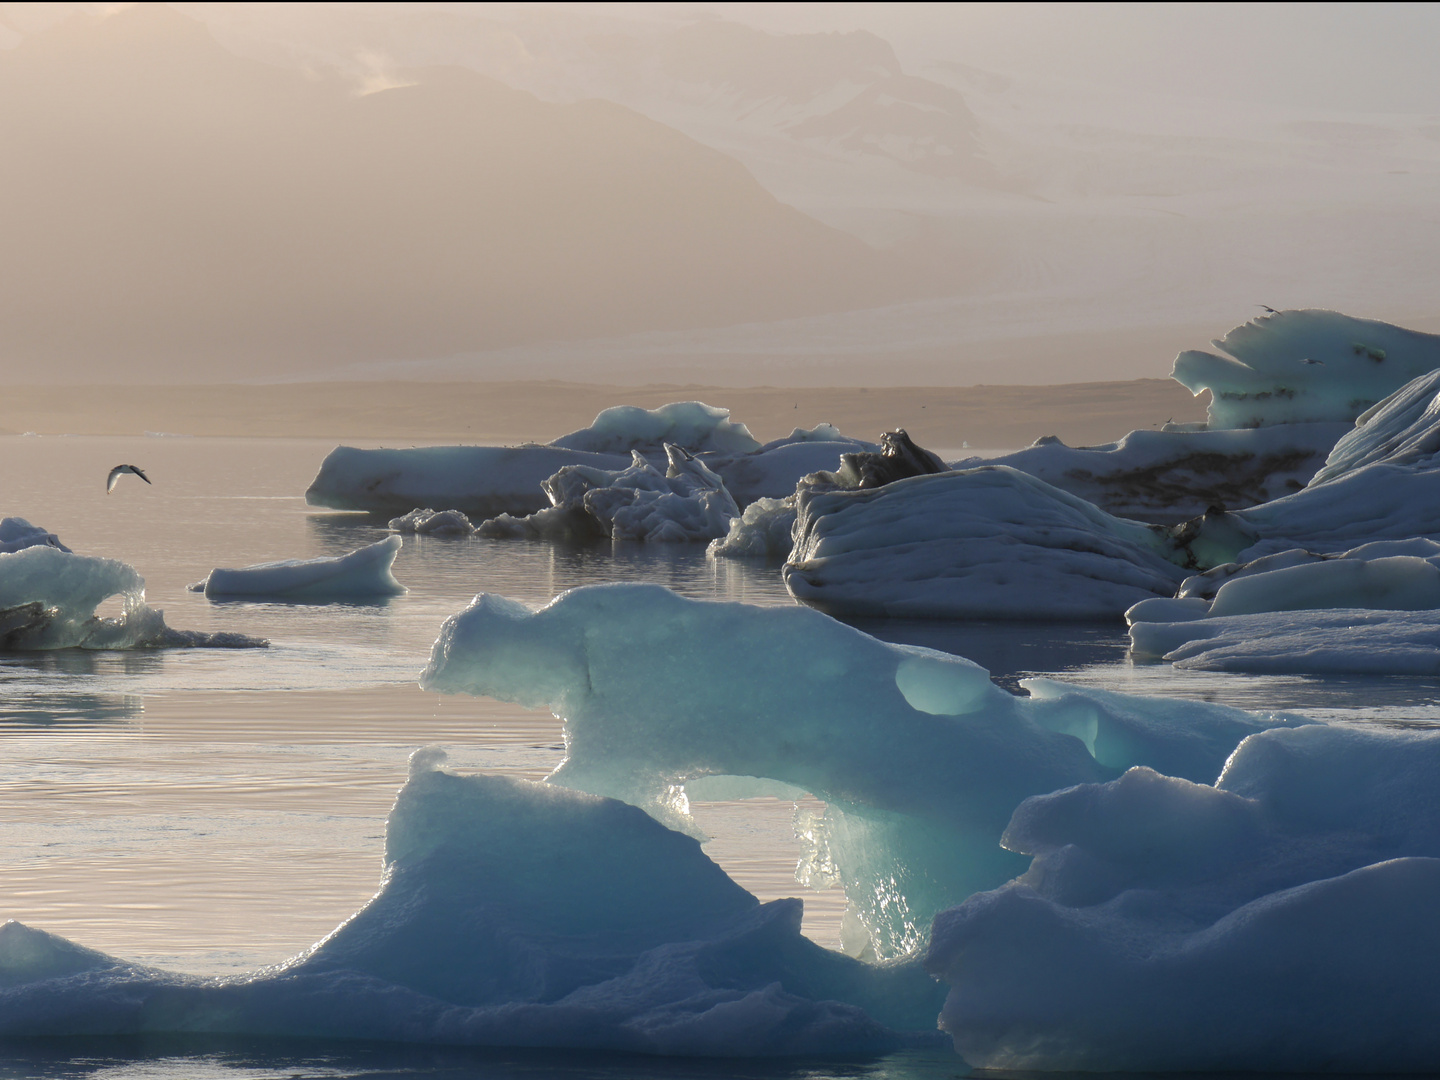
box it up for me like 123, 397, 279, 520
3, 435, 1440, 1078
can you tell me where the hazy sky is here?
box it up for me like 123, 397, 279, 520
569, 2, 1440, 113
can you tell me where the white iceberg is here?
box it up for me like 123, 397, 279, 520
419, 583, 1303, 958
478, 445, 739, 543
549, 401, 761, 455
926, 724, 1440, 1072
305, 405, 870, 519
388, 507, 475, 536
782, 467, 1195, 620
190, 536, 406, 599
1173, 309, 1440, 430
0, 543, 265, 649
0, 751, 945, 1055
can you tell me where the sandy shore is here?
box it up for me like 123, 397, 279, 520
2, 378, 1209, 450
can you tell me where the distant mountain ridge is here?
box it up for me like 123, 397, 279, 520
0, 4, 908, 381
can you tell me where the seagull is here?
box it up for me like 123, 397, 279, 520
1300, 357, 1324, 365
1259, 305, 1278, 314
106, 464, 151, 493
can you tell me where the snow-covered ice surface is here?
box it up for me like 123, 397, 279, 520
783, 466, 1192, 619
927, 724, 1440, 1073
478, 445, 739, 543
1174, 309, 1440, 430
189, 536, 407, 599
960, 422, 1349, 523
420, 583, 1304, 960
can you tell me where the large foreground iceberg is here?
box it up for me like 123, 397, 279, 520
419, 583, 1302, 957
190, 536, 406, 599
0, 752, 944, 1055
1173, 309, 1440, 429
926, 725, 1440, 1072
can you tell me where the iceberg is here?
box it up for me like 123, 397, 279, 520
782, 466, 1194, 620
926, 724, 1440, 1072
0, 543, 265, 649
388, 507, 475, 536
1173, 309, 1440, 429
549, 401, 761, 456
419, 583, 1303, 957
478, 445, 739, 543
305, 404, 871, 519
960, 423, 1349, 523
0, 516, 70, 554
190, 536, 406, 599
0, 751, 945, 1055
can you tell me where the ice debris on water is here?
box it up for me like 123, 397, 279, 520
189, 536, 406, 599
477, 444, 739, 543
0, 534, 266, 649
388, 507, 475, 536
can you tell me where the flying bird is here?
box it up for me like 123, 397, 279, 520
1259, 305, 1278, 314
106, 464, 151, 493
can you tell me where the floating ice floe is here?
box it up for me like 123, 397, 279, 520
926, 724, 1440, 1073
388, 507, 475, 536
0, 751, 946, 1055
1173, 309, 1440, 429
0, 542, 264, 649
478, 445, 739, 543
1127, 538, 1440, 673
419, 583, 1304, 958
190, 536, 406, 599
305, 404, 871, 518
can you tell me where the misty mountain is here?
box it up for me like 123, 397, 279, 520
0, 4, 906, 380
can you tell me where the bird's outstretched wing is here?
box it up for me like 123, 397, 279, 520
130, 466, 152, 485
106, 466, 122, 493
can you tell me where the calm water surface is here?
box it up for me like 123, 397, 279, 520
2, 435, 1437, 1079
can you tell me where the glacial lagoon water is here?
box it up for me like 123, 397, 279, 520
4, 434, 1440, 1079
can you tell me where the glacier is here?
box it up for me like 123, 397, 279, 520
0, 750, 946, 1055
189, 536, 407, 599
1173, 309, 1440, 429
926, 724, 1440, 1073
418, 583, 1304, 958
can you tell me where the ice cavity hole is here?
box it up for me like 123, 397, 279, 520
683, 776, 851, 953
894, 653, 990, 715
92, 593, 129, 623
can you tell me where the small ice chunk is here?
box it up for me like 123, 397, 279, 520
388, 508, 474, 536
192, 536, 406, 599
